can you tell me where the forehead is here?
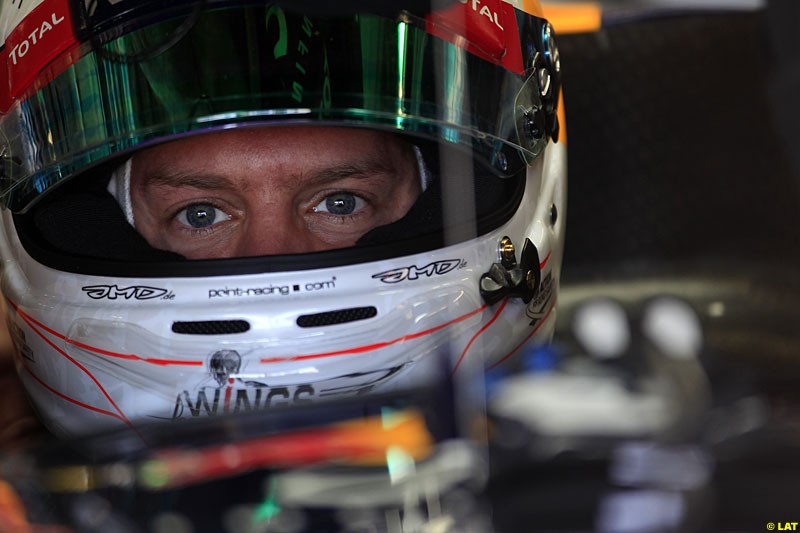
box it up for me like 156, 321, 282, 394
128, 126, 418, 194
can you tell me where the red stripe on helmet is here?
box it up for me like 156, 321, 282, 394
489, 300, 555, 369
452, 296, 509, 374
261, 302, 489, 364
23, 364, 128, 423
66, 338, 205, 367
8, 299, 203, 367
16, 310, 134, 428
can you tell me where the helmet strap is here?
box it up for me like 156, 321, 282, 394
106, 158, 134, 227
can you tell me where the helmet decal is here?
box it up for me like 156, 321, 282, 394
1, 0, 78, 111
209, 349, 243, 387
427, 0, 525, 74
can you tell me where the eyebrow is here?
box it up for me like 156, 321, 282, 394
305, 159, 398, 185
140, 171, 235, 190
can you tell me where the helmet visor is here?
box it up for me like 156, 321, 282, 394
0, 3, 549, 213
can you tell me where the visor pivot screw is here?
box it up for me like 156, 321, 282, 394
499, 237, 517, 269
542, 23, 561, 74
526, 269, 539, 292
524, 108, 544, 140
538, 68, 552, 98
496, 151, 508, 172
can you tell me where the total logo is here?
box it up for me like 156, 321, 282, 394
2, 0, 78, 106
7, 11, 64, 65
458, 0, 505, 30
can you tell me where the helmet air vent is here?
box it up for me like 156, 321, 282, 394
296, 307, 378, 328
172, 320, 251, 335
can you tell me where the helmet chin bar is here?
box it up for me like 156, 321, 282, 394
479, 236, 542, 305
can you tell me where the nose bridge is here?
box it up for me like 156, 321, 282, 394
237, 214, 314, 256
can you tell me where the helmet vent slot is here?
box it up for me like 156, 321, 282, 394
297, 307, 378, 328
172, 320, 251, 335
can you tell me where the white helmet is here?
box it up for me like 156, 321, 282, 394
0, 0, 566, 439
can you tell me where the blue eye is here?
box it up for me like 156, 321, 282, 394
314, 193, 365, 215
177, 203, 230, 228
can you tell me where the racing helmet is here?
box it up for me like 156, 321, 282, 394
0, 0, 566, 439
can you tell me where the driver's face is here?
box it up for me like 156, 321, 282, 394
130, 127, 421, 259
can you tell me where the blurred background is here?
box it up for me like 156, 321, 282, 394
510, 0, 800, 530
553, 0, 800, 429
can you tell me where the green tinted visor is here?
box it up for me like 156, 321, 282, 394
0, 3, 550, 213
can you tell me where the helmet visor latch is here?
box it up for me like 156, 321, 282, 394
479, 236, 541, 305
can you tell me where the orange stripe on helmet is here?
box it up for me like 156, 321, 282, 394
542, 2, 602, 34
557, 88, 568, 144
501, 0, 546, 18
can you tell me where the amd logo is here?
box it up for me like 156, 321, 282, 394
372, 259, 465, 284
82, 285, 170, 300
